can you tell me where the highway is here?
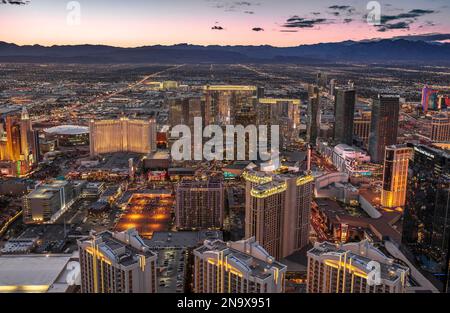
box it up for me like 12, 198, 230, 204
86, 64, 186, 106
236, 64, 291, 80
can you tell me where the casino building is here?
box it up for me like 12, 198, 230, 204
89, 117, 156, 157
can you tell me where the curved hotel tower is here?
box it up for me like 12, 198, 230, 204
89, 117, 156, 157
193, 237, 286, 293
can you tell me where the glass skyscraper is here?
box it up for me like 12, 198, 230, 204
402, 144, 450, 292
368, 95, 400, 163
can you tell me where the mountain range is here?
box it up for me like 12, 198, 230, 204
1, 37, 449, 64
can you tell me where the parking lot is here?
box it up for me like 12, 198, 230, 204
155, 248, 187, 293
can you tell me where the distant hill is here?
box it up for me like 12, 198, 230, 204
0, 39, 449, 64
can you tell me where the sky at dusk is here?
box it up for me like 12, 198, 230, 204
1, 0, 449, 47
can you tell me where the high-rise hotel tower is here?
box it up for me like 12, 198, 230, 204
175, 178, 224, 230
89, 117, 156, 157
381, 144, 412, 209
78, 228, 157, 293
307, 240, 409, 293
193, 237, 286, 293
244, 170, 314, 260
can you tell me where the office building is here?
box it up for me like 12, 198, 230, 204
431, 113, 450, 143
23, 180, 78, 224
329, 79, 337, 97
244, 170, 314, 260
402, 144, 450, 292
307, 240, 409, 293
353, 111, 371, 148
307, 85, 320, 145
368, 95, 400, 163
258, 98, 300, 149
89, 117, 156, 157
381, 145, 412, 209
78, 228, 157, 293
193, 237, 286, 293
168, 95, 204, 129
203, 85, 259, 126
334, 88, 356, 145
176, 178, 224, 229
316, 72, 328, 88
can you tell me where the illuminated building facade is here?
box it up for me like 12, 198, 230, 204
307, 241, 409, 293
402, 144, 450, 292
307, 85, 320, 145
353, 111, 371, 148
422, 85, 436, 113
89, 117, 156, 157
203, 85, 260, 126
334, 88, 356, 145
431, 114, 450, 143
168, 95, 204, 129
381, 145, 412, 209
244, 170, 314, 260
78, 228, 157, 293
257, 98, 300, 149
421, 85, 449, 112
175, 178, 224, 230
193, 237, 286, 293
0, 106, 37, 177
368, 95, 400, 163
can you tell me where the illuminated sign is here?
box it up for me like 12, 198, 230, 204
414, 146, 435, 159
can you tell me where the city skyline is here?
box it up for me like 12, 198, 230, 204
1, 0, 450, 47
0, 0, 449, 300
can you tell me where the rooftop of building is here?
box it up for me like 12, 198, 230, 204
203, 85, 257, 91
26, 180, 70, 199
195, 238, 286, 280
144, 231, 223, 249
44, 125, 89, 136
259, 98, 300, 105
0, 105, 21, 115
177, 178, 223, 189
432, 113, 449, 120
0, 254, 76, 293
308, 241, 408, 283
250, 179, 287, 198
78, 229, 156, 267
146, 150, 170, 160
412, 143, 450, 159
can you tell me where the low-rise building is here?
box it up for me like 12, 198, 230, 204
23, 180, 78, 224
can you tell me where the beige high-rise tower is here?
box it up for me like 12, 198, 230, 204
307, 240, 409, 293
193, 237, 287, 293
244, 170, 314, 260
89, 117, 156, 157
431, 113, 450, 143
78, 228, 157, 293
